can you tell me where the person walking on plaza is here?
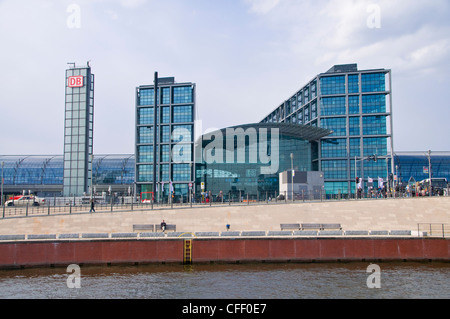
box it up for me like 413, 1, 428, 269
89, 199, 95, 213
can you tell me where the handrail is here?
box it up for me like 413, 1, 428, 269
417, 223, 449, 238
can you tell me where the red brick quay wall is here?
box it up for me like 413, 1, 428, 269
0, 238, 448, 269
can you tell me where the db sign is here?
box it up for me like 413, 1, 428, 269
68, 76, 84, 88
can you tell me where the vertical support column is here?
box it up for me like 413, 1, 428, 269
153, 72, 158, 201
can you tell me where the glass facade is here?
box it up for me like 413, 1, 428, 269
63, 65, 94, 197
0, 155, 134, 196
194, 123, 330, 199
260, 64, 393, 195
2, 152, 448, 197
135, 78, 195, 201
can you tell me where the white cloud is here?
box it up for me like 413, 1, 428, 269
0, 0, 449, 154
244, 0, 281, 14
119, 0, 147, 8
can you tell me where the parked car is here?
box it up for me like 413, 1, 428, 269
5, 195, 45, 207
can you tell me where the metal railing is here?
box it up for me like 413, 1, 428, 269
417, 223, 449, 238
0, 192, 448, 220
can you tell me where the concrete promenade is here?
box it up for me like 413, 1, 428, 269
0, 197, 448, 236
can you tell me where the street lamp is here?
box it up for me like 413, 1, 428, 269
1, 161, 4, 208
427, 150, 432, 197
290, 153, 294, 201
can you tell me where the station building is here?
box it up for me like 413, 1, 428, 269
1, 64, 449, 200
194, 123, 331, 200
260, 64, 393, 195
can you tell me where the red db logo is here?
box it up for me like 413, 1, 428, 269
68, 76, 84, 88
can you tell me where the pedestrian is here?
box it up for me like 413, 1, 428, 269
89, 199, 95, 213
161, 220, 167, 232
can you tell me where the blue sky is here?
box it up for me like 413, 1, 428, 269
0, 0, 449, 155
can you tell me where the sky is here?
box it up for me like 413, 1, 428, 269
0, 0, 449, 155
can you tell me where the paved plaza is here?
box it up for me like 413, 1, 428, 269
0, 197, 448, 236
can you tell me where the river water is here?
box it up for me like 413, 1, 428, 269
0, 262, 448, 299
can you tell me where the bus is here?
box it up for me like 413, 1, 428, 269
417, 178, 448, 196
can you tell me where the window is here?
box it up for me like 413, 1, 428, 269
172, 164, 191, 181
361, 73, 385, 92
173, 105, 193, 123
348, 74, 359, 93
321, 118, 346, 137
364, 160, 388, 181
363, 137, 387, 156
138, 126, 153, 144
161, 107, 170, 124
362, 95, 386, 114
322, 160, 348, 179
139, 89, 154, 106
362, 116, 386, 135
161, 145, 170, 162
172, 144, 192, 163
311, 81, 317, 99
160, 164, 169, 181
297, 110, 303, 124
161, 87, 170, 104
173, 86, 193, 104
321, 139, 347, 158
138, 145, 153, 162
325, 181, 349, 195
320, 97, 346, 116
161, 126, 170, 143
320, 76, 345, 95
137, 164, 153, 182
349, 138, 360, 157
304, 106, 309, 122
311, 101, 317, 120
138, 108, 154, 125
348, 96, 360, 114
172, 125, 193, 143
349, 117, 360, 136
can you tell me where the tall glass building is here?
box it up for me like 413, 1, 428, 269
63, 63, 95, 197
260, 64, 394, 195
135, 76, 195, 202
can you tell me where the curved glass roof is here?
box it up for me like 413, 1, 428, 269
196, 122, 332, 145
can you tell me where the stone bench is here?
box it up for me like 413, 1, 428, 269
301, 223, 322, 230
345, 230, 369, 236
294, 230, 318, 236
268, 231, 293, 236
280, 223, 300, 231
321, 223, 342, 230
133, 224, 155, 232
155, 224, 176, 232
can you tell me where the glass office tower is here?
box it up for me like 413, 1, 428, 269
261, 64, 393, 195
63, 63, 94, 197
135, 77, 195, 202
